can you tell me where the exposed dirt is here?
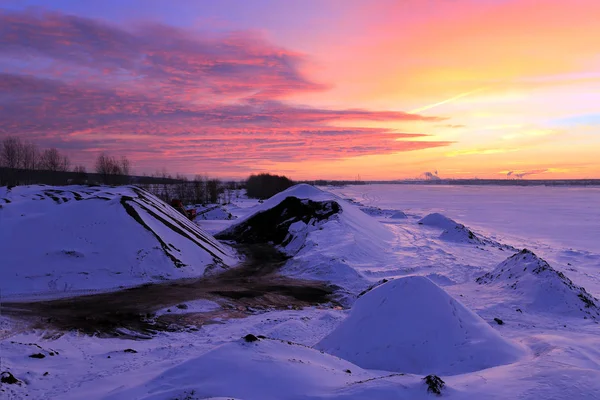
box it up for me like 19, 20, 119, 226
2, 244, 338, 339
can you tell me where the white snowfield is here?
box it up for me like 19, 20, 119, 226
2, 183, 600, 400
0, 185, 237, 300
316, 276, 525, 375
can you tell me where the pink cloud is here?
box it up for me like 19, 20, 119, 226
0, 9, 447, 177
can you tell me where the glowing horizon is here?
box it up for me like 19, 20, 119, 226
1, 0, 599, 180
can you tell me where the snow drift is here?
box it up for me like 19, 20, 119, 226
104, 337, 376, 400
217, 184, 392, 293
316, 276, 524, 375
476, 249, 600, 320
0, 185, 237, 299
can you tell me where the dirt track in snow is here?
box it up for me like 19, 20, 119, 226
2, 245, 338, 339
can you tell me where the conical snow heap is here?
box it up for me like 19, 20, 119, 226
477, 249, 599, 320
316, 276, 524, 375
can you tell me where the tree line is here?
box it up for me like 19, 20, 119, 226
1, 136, 295, 205
0, 136, 132, 186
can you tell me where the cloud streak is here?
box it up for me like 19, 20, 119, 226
0, 9, 447, 176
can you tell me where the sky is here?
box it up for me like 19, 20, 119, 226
1, 0, 599, 180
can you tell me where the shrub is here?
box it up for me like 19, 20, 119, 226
246, 173, 294, 199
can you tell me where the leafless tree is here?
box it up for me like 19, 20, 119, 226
0, 136, 23, 169
95, 153, 131, 184
21, 141, 39, 170
40, 148, 70, 172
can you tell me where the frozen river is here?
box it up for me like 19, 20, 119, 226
328, 184, 600, 253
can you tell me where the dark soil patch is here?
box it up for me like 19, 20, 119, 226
423, 374, 445, 395
1, 372, 19, 384
216, 196, 340, 248
243, 334, 259, 342
3, 244, 337, 339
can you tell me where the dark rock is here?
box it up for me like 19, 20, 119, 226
176, 303, 188, 310
1, 372, 19, 384
423, 374, 445, 395
29, 353, 45, 359
123, 349, 137, 354
494, 318, 504, 325
243, 334, 259, 343
344, 369, 352, 374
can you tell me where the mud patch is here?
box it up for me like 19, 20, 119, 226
3, 245, 337, 338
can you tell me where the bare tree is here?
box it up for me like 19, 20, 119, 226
0, 136, 23, 169
40, 148, 70, 172
95, 153, 131, 184
21, 141, 39, 170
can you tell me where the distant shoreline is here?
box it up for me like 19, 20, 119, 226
312, 179, 600, 187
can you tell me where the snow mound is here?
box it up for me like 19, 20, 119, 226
439, 223, 483, 244
217, 184, 391, 254
104, 337, 374, 400
0, 185, 237, 299
418, 213, 458, 230
419, 212, 512, 248
476, 249, 600, 320
217, 185, 391, 293
316, 276, 524, 375
390, 211, 408, 219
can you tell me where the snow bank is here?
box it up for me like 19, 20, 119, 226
316, 276, 524, 375
217, 184, 392, 293
104, 337, 376, 400
476, 249, 600, 320
0, 185, 237, 299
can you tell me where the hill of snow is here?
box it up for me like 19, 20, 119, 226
418, 212, 513, 248
316, 276, 524, 375
476, 249, 600, 320
0, 185, 237, 299
217, 184, 392, 293
104, 337, 378, 400
418, 212, 459, 230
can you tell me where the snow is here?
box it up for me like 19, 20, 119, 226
389, 211, 407, 219
418, 212, 459, 230
316, 276, 525, 375
3, 183, 600, 400
104, 338, 375, 400
217, 184, 393, 293
476, 249, 600, 320
0, 185, 238, 300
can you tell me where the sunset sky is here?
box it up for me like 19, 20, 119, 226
1, 0, 599, 180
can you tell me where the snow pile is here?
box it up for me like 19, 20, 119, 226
104, 337, 376, 400
0, 185, 237, 299
316, 276, 524, 375
390, 211, 408, 219
418, 212, 459, 230
217, 184, 392, 292
476, 249, 600, 320
418, 212, 511, 248
439, 224, 483, 244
